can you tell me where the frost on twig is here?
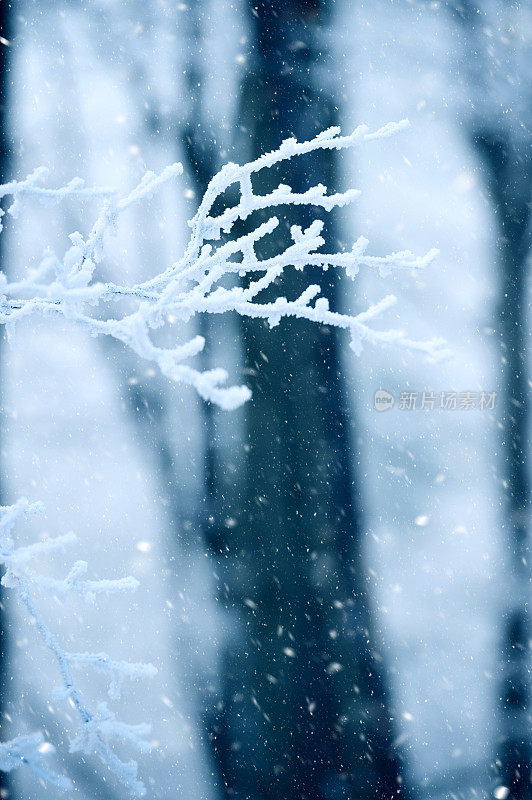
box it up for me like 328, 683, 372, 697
0, 499, 156, 797
0, 121, 445, 410
0, 732, 72, 791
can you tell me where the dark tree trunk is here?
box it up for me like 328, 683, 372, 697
473, 130, 531, 799
209, 3, 404, 799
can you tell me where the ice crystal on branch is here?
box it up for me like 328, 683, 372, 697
0, 499, 155, 797
0, 122, 445, 409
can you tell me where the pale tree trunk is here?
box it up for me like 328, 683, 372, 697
0, 3, 12, 797
449, 3, 532, 795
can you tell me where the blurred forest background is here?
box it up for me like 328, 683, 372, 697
0, 1, 530, 799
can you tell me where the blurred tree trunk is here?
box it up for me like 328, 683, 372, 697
450, 3, 532, 796
209, 3, 404, 799
0, 3, 11, 797
474, 129, 531, 799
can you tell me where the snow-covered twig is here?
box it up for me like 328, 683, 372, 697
0, 122, 445, 410
0, 499, 155, 797
0, 732, 72, 791
0, 166, 115, 227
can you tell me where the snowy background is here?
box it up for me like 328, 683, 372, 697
0, 1, 530, 799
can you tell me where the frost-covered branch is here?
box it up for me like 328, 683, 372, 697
0, 499, 156, 797
0, 122, 445, 410
0, 732, 72, 790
